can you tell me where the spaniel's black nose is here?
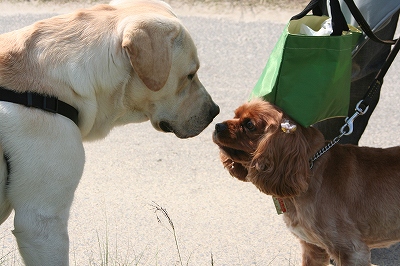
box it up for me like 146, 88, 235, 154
215, 123, 227, 133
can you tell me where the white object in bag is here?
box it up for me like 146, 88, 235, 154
300, 18, 333, 36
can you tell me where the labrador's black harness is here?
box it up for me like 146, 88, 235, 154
0, 86, 79, 181
0, 86, 79, 125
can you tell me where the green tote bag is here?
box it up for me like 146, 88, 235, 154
250, 0, 361, 127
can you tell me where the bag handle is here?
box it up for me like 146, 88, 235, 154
292, 0, 397, 43
291, 0, 349, 36
342, 0, 396, 45
291, 0, 323, 19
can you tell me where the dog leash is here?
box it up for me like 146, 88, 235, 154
310, 36, 400, 169
340, 38, 400, 135
0, 86, 79, 125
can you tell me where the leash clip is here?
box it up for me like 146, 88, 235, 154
340, 100, 369, 136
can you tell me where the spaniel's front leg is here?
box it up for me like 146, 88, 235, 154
300, 240, 330, 266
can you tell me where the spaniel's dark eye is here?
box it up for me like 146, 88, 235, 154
188, 73, 195, 80
245, 120, 255, 131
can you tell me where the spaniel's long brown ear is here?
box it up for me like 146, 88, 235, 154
122, 17, 180, 91
248, 119, 310, 198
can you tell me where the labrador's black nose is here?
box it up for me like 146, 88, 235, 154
215, 123, 227, 133
209, 103, 220, 120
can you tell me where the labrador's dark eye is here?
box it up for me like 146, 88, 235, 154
188, 73, 195, 80
245, 120, 255, 131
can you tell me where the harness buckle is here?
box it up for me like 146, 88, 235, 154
43, 97, 59, 113
27, 92, 33, 107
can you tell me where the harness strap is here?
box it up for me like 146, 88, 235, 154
0, 87, 79, 125
4, 154, 10, 185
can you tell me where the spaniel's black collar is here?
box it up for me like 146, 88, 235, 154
0, 86, 78, 125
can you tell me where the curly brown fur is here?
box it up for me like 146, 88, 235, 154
213, 99, 400, 266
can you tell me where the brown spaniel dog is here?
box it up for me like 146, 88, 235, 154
213, 99, 400, 266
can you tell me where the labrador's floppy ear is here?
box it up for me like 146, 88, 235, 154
122, 17, 180, 91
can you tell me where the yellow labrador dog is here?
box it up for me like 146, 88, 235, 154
0, 0, 219, 265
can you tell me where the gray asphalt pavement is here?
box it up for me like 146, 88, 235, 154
0, 6, 400, 266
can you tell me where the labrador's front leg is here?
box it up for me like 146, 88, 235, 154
13, 208, 71, 266
3, 117, 85, 266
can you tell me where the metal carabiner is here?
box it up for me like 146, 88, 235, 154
340, 112, 359, 135
340, 100, 370, 136
354, 100, 369, 116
